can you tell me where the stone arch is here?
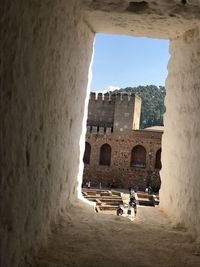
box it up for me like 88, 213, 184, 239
131, 145, 146, 168
83, 142, 91, 164
99, 143, 111, 166
155, 148, 162, 170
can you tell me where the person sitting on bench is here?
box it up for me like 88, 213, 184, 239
116, 207, 123, 216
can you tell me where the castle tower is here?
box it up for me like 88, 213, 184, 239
87, 92, 115, 129
113, 93, 141, 132
87, 92, 141, 132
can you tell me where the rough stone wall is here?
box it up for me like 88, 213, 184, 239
87, 92, 141, 132
83, 130, 162, 189
83, 0, 200, 39
1, 1, 94, 267
82, 2, 200, 240
113, 94, 139, 132
160, 26, 200, 237
133, 96, 142, 130
2, 2, 200, 267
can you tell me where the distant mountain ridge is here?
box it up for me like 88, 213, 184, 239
112, 85, 166, 129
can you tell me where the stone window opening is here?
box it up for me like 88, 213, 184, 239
83, 142, 91, 164
130, 145, 146, 168
99, 143, 111, 166
4, 2, 200, 267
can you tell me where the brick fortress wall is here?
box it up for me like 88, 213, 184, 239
83, 130, 162, 189
83, 92, 163, 190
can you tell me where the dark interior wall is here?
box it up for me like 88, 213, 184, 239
1, 1, 94, 266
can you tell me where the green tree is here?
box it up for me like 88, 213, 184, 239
112, 85, 166, 129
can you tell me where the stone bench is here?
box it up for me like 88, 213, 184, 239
99, 205, 119, 211
153, 194, 159, 205
96, 199, 102, 205
101, 195, 122, 200
86, 191, 97, 196
82, 189, 124, 212
111, 190, 121, 197
100, 199, 123, 205
100, 191, 112, 197
136, 192, 150, 199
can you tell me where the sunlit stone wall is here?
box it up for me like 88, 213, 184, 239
83, 0, 200, 238
1, 1, 94, 266
160, 26, 200, 237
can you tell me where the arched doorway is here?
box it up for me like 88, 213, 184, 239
131, 145, 146, 168
99, 143, 111, 166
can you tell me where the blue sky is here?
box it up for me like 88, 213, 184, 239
91, 34, 170, 92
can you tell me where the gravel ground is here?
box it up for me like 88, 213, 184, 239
28, 197, 200, 267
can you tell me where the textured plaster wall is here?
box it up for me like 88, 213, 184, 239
160, 26, 200, 237
2, 0, 200, 266
82, 0, 200, 39
1, 1, 94, 266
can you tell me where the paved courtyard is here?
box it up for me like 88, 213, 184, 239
29, 197, 200, 267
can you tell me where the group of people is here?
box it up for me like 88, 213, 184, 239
116, 187, 137, 218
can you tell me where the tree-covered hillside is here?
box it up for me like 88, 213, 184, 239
113, 85, 166, 129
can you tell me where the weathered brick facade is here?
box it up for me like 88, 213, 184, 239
83, 92, 163, 190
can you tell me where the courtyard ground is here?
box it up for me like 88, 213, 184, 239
29, 195, 200, 267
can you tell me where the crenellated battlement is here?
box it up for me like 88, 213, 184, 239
89, 92, 136, 103
87, 91, 141, 132
87, 125, 112, 135
89, 92, 112, 102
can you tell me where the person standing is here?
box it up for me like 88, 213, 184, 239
127, 204, 132, 217
148, 186, 152, 194
127, 199, 137, 218
130, 187, 136, 199
131, 199, 137, 216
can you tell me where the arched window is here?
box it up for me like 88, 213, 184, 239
131, 145, 146, 168
99, 144, 111, 166
83, 142, 91, 164
155, 148, 162, 169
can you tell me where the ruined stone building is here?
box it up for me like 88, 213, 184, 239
83, 92, 163, 189
2, 1, 200, 267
